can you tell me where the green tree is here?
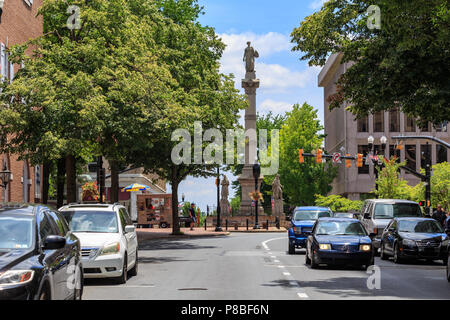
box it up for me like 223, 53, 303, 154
291, 0, 450, 125
374, 157, 411, 199
279, 103, 337, 205
315, 194, 363, 212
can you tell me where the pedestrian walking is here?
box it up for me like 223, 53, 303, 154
432, 204, 446, 227
189, 203, 197, 231
444, 211, 450, 235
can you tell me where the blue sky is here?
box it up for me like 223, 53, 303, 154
166, 0, 327, 213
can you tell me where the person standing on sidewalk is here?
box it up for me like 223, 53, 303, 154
444, 210, 450, 235
432, 204, 446, 227
189, 203, 197, 231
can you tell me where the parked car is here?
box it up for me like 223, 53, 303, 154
334, 212, 361, 219
59, 203, 138, 284
288, 207, 333, 254
380, 217, 449, 264
447, 248, 450, 282
305, 217, 375, 270
0, 204, 83, 300
360, 199, 423, 255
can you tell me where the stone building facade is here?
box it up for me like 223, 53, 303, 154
318, 53, 450, 200
0, 0, 43, 203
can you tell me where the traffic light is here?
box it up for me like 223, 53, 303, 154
419, 200, 425, 207
316, 149, 323, 164
299, 149, 304, 163
345, 154, 352, 168
356, 153, 363, 167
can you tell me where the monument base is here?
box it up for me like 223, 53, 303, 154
238, 165, 264, 216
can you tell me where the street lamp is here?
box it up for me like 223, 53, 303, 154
182, 193, 185, 203
215, 166, 222, 232
0, 163, 12, 203
253, 162, 261, 230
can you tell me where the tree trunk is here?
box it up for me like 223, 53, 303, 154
110, 160, 119, 204
42, 161, 51, 204
66, 155, 77, 204
56, 158, 66, 209
171, 166, 180, 235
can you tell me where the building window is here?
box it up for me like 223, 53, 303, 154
436, 145, 447, 164
405, 145, 416, 171
420, 144, 431, 169
434, 121, 448, 132
357, 117, 368, 132
389, 109, 400, 132
405, 116, 416, 132
358, 145, 369, 174
373, 111, 384, 132
419, 122, 431, 132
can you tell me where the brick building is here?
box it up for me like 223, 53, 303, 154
0, 0, 43, 203
318, 53, 449, 200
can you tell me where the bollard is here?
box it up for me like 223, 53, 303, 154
226, 219, 228, 231
266, 219, 269, 230
246, 219, 249, 230
204, 219, 207, 230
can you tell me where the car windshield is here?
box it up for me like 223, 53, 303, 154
315, 221, 367, 236
0, 216, 34, 250
398, 220, 444, 233
62, 211, 118, 233
334, 213, 354, 219
374, 203, 422, 219
293, 210, 332, 221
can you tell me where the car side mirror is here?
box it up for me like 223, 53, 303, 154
285, 216, 291, 221
125, 225, 136, 233
43, 235, 66, 250
364, 213, 370, 219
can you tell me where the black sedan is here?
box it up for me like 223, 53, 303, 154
380, 217, 449, 264
305, 218, 375, 270
0, 204, 83, 300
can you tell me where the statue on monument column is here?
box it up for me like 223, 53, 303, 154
243, 41, 259, 73
272, 174, 283, 200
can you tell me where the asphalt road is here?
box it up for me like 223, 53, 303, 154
83, 233, 450, 300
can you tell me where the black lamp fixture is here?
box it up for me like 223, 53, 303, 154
0, 0, 4, 24
182, 193, 185, 203
252, 162, 261, 230
0, 163, 11, 203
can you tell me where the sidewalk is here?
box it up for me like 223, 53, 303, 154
137, 226, 287, 241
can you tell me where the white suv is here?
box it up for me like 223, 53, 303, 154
59, 203, 138, 284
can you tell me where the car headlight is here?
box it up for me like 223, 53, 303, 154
360, 244, 372, 252
100, 242, 120, 256
319, 244, 331, 250
402, 239, 416, 247
0, 270, 35, 286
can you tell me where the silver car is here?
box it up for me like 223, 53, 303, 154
360, 199, 423, 255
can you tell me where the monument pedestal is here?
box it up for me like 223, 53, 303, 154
238, 165, 264, 216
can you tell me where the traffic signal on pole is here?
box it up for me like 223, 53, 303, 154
419, 200, 425, 207
316, 149, 323, 164
356, 154, 363, 167
346, 154, 352, 168
299, 149, 304, 163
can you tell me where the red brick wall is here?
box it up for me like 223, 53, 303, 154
0, 0, 43, 203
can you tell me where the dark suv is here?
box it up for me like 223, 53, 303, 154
0, 204, 83, 300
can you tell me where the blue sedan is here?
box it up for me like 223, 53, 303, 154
305, 218, 375, 270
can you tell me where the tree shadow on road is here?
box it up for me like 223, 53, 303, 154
138, 238, 219, 251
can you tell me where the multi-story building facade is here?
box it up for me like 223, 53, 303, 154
0, 0, 43, 203
319, 53, 449, 200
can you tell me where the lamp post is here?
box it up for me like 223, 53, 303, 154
182, 193, 185, 203
368, 136, 387, 194
215, 166, 222, 232
253, 162, 261, 230
0, 163, 12, 204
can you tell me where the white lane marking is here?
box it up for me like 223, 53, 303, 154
297, 293, 309, 299
270, 256, 276, 259
283, 272, 291, 276
278, 265, 285, 268
274, 260, 280, 263
261, 237, 286, 249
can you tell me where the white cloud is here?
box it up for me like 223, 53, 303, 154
259, 99, 293, 114
218, 32, 321, 93
309, 0, 327, 10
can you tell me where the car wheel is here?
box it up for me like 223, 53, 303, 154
380, 242, 388, 260
393, 243, 403, 264
160, 222, 168, 229
129, 251, 138, 277
73, 266, 83, 300
115, 256, 128, 284
288, 241, 295, 255
447, 255, 450, 282
39, 285, 50, 300
310, 251, 318, 269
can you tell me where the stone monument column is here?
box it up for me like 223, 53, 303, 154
238, 42, 263, 216
220, 175, 231, 217
272, 174, 284, 217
